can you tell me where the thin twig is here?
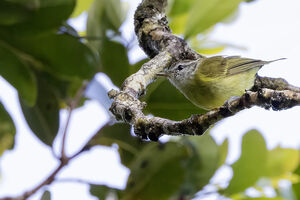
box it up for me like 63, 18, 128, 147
60, 82, 88, 159
0, 83, 91, 200
60, 106, 73, 159
0, 162, 66, 200
55, 178, 99, 186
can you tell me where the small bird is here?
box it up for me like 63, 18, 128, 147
158, 56, 285, 110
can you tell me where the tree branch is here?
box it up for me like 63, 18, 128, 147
0, 83, 90, 200
108, 0, 300, 141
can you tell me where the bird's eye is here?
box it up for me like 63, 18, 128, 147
177, 65, 184, 71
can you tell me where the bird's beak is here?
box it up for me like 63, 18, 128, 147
156, 72, 169, 77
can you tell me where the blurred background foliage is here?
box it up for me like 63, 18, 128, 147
0, 0, 299, 199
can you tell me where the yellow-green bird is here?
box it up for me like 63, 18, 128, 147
158, 56, 285, 110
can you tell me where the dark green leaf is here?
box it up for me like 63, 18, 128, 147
90, 184, 122, 200
1, 33, 99, 80
123, 142, 189, 200
89, 123, 148, 167
143, 79, 205, 120
20, 75, 59, 146
179, 134, 219, 196
0, 0, 75, 34
40, 190, 51, 200
184, 0, 243, 38
0, 42, 37, 106
99, 40, 130, 87
224, 130, 268, 195
87, 0, 131, 87
0, 102, 16, 156
0, 1, 30, 25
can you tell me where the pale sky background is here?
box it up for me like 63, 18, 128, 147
1, 0, 300, 199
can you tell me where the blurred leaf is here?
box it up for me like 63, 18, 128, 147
265, 147, 299, 178
168, 0, 195, 16
143, 79, 205, 121
87, 0, 125, 45
1, 33, 99, 80
71, 0, 94, 18
123, 142, 189, 200
292, 161, 300, 199
185, 0, 243, 38
89, 123, 148, 167
236, 198, 285, 200
224, 130, 267, 195
90, 184, 122, 200
0, 102, 16, 156
40, 190, 51, 200
104, 0, 126, 31
0, 1, 30, 25
0, 0, 75, 34
99, 40, 130, 87
20, 75, 59, 146
169, 13, 188, 34
86, 0, 107, 49
179, 134, 219, 196
218, 138, 229, 167
87, 0, 130, 87
197, 46, 225, 55
0, 42, 37, 106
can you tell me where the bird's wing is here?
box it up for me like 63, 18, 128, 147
197, 56, 271, 80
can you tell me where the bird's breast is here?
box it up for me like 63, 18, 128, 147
176, 69, 258, 110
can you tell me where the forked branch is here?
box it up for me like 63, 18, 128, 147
108, 0, 300, 141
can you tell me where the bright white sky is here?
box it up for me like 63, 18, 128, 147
1, 0, 300, 199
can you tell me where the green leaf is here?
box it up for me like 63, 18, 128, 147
179, 134, 219, 196
218, 138, 229, 167
40, 190, 51, 200
236, 198, 285, 200
265, 147, 300, 178
168, 0, 195, 16
90, 184, 122, 200
0, 33, 99, 80
0, 42, 37, 106
0, 102, 16, 156
0, 0, 76, 34
71, 0, 94, 18
0, 1, 30, 25
169, 13, 188, 34
224, 130, 268, 195
143, 79, 205, 121
20, 75, 59, 146
86, 0, 107, 49
104, 0, 125, 31
89, 123, 148, 167
292, 161, 300, 199
99, 40, 130, 87
184, 0, 243, 38
123, 142, 189, 200
86, 0, 125, 42
87, 0, 130, 87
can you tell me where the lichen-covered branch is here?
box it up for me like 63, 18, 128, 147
108, 0, 300, 141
